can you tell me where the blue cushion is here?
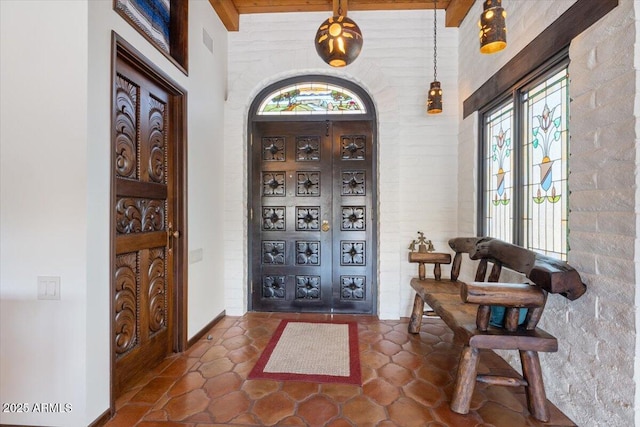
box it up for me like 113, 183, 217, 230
489, 306, 527, 328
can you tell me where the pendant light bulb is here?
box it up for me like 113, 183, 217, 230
427, 0, 442, 114
479, 0, 507, 54
315, 1, 363, 67
427, 81, 443, 114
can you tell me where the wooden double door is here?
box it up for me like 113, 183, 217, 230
250, 120, 376, 314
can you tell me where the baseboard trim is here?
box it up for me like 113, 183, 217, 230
187, 310, 226, 348
88, 408, 112, 427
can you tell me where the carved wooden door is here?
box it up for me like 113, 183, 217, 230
250, 120, 375, 314
112, 57, 177, 395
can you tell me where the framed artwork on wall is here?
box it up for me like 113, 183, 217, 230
114, 0, 188, 74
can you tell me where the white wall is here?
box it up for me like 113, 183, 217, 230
635, 1, 640, 422
457, 1, 639, 425
567, 1, 637, 424
1, 2, 89, 426
183, 0, 228, 340
224, 10, 460, 319
0, 1, 228, 425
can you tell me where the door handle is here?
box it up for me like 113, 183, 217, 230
321, 220, 330, 232
167, 222, 181, 250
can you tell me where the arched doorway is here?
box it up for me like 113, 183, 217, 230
247, 76, 377, 314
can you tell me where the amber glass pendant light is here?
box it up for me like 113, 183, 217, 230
315, 0, 363, 67
427, 0, 442, 114
479, 0, 507, 54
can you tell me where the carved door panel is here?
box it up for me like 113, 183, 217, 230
112, 58, 176, 395
250, 120, 375, 314
331, 120, 374, 313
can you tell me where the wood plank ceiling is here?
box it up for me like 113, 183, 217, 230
209, 0, 476, 31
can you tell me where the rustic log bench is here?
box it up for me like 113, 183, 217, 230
408, 237, 586, 422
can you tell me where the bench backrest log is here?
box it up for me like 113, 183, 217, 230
457, 237, 587, 300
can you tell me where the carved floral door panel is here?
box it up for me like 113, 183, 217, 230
331, 120, 374, 313
112, 57, 175, 395
250, 120, 375, 314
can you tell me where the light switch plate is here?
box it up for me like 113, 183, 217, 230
38, 276, 60, 300
189, 248, 204, 264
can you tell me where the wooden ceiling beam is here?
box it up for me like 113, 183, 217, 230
234, 0, 331, 14
209, 0, 240, 31
445, 0, 474, 27
210, 0, 475, 31
232, 0, 449, 14
348, 0, 444, 11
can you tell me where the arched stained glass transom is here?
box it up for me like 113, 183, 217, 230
257, 82, 367, 115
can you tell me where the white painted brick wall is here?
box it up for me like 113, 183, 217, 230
458, 0, 639, 425
223, 10, 460, 319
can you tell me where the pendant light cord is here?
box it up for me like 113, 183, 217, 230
433, 0, 437, 81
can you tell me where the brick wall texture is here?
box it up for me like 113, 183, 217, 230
457, 1, 638, 425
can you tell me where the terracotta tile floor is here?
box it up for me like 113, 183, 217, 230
105, 312, 576, 427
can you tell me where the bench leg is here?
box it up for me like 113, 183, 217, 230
451, 346, 479, 414
408, 294, 425, 334
520, 350, 550, 422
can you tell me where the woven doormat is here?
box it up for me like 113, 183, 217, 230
248, 320, 361, 385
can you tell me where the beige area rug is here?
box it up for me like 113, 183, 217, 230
248, 320, 361, 385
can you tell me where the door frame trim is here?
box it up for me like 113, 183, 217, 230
247, 75, 378, 314
109, 32, 188, 411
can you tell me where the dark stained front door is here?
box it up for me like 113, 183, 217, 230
250, 120, 375, 314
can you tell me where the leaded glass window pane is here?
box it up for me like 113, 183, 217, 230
523, 68, 569, 259
484, 102, 514, 243
480, 63, 569, 259
257, 82, 366, 115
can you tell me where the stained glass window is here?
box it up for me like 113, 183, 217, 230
481, 65, 569, 259
523, 68, 569, 258
484, 102, 514, 243
257, 83, 366, 115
